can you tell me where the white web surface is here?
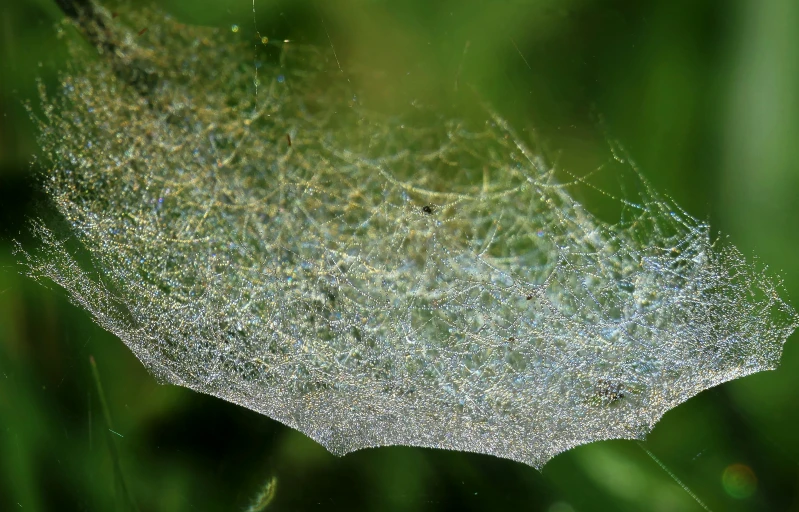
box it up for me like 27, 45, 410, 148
18, 7, 798, 468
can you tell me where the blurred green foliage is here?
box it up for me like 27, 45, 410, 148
1, 0, 798, 510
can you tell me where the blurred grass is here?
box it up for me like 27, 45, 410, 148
1, 0, 798, 511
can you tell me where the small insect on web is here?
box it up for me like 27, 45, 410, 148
17, 2, 798, 471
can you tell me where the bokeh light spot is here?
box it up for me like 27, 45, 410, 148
722, 463, 757, 499
548, 502, 575, 512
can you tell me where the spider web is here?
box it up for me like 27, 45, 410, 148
18, 6, 798, 469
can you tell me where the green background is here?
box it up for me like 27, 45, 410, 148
1, 0, 798, 510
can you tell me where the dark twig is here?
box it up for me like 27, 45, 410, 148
53, 0, 158, 97
54, 0, 116, 54
54, 0, 97, 20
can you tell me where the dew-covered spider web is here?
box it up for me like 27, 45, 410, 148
18, 5, 798, 469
